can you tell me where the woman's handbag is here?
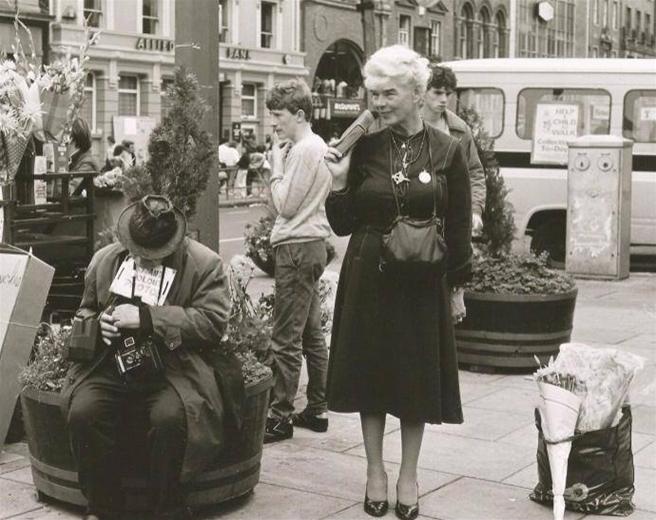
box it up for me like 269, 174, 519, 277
381, 136, 447, 266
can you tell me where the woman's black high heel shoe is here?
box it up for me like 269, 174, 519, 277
364, 473, 389, 517
395, 483, 419, 520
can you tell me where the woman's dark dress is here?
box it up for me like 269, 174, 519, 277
325, 125, 472, 424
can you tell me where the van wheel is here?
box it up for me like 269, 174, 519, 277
531, 218, 566, 268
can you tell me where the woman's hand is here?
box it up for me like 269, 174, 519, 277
324, 146, 352, 191
450, 287, 466, 324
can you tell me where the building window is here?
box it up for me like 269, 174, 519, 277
219, 0, 230, 43
612, 1, 619, 30
84, 0, 103, 28
80, 72, 96, 131
602, 0, 609, 27
260, 2, 275, 48
478, 7, 492, 58
593, 0, 599, 25
160, 78, 174, 119
430, 20, 441, 57
142, 0, 159, 35
459, 4, 474, 58
398, 15, 411, 46
118, 75, 140, 116
413, 27, 431, 57
636, 11, 641, 32
457, 87, 504, 138
626, 7, 631, 28
494, 11, 506, 57
241, 83, 257, 118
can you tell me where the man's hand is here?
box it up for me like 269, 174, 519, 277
324, 145, 352, 191
111, 304, 141, 329
472, 213, 483, 237
450, 288, 466, 324
99, 311, 120, 346
270, 137, 289, 178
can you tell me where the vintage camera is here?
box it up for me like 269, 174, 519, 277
113, 333, 164, 380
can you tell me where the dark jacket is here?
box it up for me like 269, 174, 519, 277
443, 109, 486, 216
61, 239, 240, 481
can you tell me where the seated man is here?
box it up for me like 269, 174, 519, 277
62, 195, 231, 520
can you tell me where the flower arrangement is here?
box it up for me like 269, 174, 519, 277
19, 324, 72, 393
93, 167, 124, 190
0, 15, 98, 185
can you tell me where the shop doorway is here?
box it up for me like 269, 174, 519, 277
312, 39, 365, 141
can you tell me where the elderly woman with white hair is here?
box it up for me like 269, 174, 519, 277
324, 45, 472, 520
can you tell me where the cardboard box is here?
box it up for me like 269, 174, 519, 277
0, 245, 54, 445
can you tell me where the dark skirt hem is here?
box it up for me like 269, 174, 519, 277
328, 404, 464, 426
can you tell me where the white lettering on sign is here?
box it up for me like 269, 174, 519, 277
136, 38, 174, 52
531, 103, 579, 165
333, 102, 360, 113
226, 47, 251, 60
110, 257, 136, 298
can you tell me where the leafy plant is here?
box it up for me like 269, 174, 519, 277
468, 252, 575, 295
122, 67, 216, 218
19, 324, 72, 392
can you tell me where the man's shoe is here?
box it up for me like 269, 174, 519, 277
264, 417, 293, 444
291, 410, 328, 433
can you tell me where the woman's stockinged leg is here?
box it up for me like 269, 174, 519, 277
361, 413, 387, 501
398, 420, 425, 504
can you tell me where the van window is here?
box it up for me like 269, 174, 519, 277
516, 88, 611, 139
623, 90, 656, 143
456, 88, 504, 138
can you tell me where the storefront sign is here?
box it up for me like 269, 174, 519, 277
531, 103, 579, 165
225, 47, 251, 60
136, 37, 174, 52
330, 98, 364, 119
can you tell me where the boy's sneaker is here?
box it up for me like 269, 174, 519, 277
291, 410, 329, 433
264, 417, 293, 444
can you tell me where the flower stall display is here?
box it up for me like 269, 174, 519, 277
531, 343, 645, 517
0, 16, 97, 185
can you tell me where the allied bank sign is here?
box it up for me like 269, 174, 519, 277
136, 37, 174, 52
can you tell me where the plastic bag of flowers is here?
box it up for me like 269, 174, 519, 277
530, 343, 645, 517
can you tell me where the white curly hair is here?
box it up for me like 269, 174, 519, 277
363, 45, 431, 96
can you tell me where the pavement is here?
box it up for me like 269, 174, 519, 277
1, 270, 655, 520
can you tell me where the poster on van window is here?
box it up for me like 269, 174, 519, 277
531, 103, 579, 165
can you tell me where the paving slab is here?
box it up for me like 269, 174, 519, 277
634, 441, 656, 470
501, 462, 538, 489
0, 477, 43, 519
1, 466, 34, 486
8, 507, 80, 519
286, 412, 399, 453
419, 477, 586, 520
465, 386, 542, 418
427, 406, 532, 442
261, 442, 457, 503
631, 405, 656, 436
346, 429, 535, 482
323, 502, 437, 520
202, 482, 354, 519
458, 381, 504, 405
632, 466, 656, 513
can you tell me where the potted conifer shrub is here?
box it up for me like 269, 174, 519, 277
454, 107, 578, 371
19, 264, 274, 510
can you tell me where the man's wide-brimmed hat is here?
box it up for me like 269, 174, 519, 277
116, 195, 186, 260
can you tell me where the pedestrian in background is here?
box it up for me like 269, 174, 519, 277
68, 117, 100, 195
324, 45, 472, 520
422, 64, 486, 236
263, 78, 332, 443
218, 138, 240, 194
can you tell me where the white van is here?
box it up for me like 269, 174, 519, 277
441, 58, 656, 263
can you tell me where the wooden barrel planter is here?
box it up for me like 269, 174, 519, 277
455, 288, 578, 371
20, 374, 273, 510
